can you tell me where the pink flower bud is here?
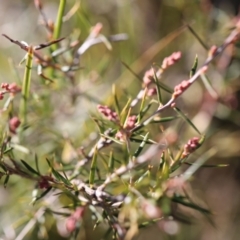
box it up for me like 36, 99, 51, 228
172, 80, 190, 99
115, 130, 124, 140
141, 201, 162, 219
91, 23, 103, 37
66, 217, 76, 233
1, 83, 9, 89
161, 52, 182, 70
8, 83, 21, 93
72, 207, 85, 220
97, 105, 119, 122
34, 0, 43, 10
181, 80, 190, 89
143, 68, 154, 87
182, 137, 200, 157
9, 117, 21, 134
126, 115, 137, 129
147, 87, 157, 96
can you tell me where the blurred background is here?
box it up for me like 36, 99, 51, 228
1, 0, 240, 239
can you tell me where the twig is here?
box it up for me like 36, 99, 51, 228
71, 129, 113, 177
131, 25, 240, 133
98, 141, 167, 190
72, 33, 128, 66
72, 180, 124, 205
2, 34, 64, 70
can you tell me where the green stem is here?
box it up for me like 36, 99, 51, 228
52, 0, 66, 51
49, 0, 66, 79
20, 46, 33, 126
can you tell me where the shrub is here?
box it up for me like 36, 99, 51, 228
0, 1, 239, 239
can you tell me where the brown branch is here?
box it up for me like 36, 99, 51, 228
34, 37, 65, 50
2, 34, 28, 51
2, 34, 65, 71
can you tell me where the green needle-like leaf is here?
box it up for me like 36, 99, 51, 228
174, 107, 201, 135
120, 98, 132, 125
152, 67, 162, 104
172, 196, 211, 214
4, 174, 9, 188
112, 85, 121, 116
108, 151, 114, 174
134, 132, 149, 157
20, 160, 40, 176
89, 147, 98, 187
46, 159, 70, 186
150, 116, 178, 123
155, 81, 173, 94
190, 55, 198, 78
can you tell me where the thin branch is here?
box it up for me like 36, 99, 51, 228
131, 25, 240, 133
98, 141, 167, 190
34, 37, 65, 50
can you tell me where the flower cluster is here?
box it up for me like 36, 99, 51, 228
143, 68, 155, 87
0, 82, 21, 100
66, 207, 85, 233
115, 115, 137, 141
142, 52, 182, 100
161, 51, 181, 70
143, 52, 182, 87
172, 80, 191, 99
97, 105, 118, 122
182, 137, 200, 158
97, 105, 137, 141
142, 69, 158, 97
125, 115, 137, 130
